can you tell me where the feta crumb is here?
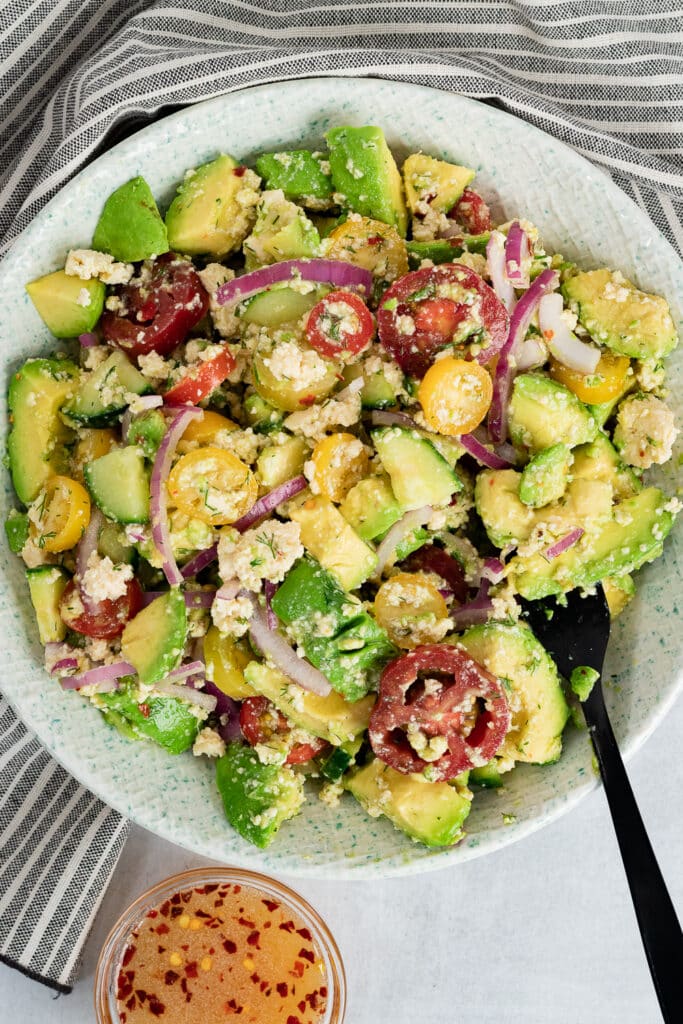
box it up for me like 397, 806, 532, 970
81, 552, 133, 603
83, 345, 109, 371
76, 287, 92, 307
192, 727, 226, 759
65, 248, 133, 285
319, 781, 344, 808
263, 340, 329, 387
197, 263, 240, 339
138, 350, 170, 380
210, 593, 253, 638
613, 394, 678, 469
284, 388, 362, 441
218, 520, 303, 592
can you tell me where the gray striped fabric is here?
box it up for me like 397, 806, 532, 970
1, 0, 682, 993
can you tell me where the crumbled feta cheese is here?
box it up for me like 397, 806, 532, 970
138, 350, 170, 380
635, 360, 667, 396
76, 287, 92, 307
614, 394, 678, 469
81, 552, 133, 603
192, 727, 227, 759
211, 593, 253, 638
284, 388, 362, 441
318, 781, 344, 808
83, 345, 109, 371
212, 426, 263, 464
197, 263, 240, 339
263, 340, 329, 387
65, 248, 133, 285
218, 520, 304, 592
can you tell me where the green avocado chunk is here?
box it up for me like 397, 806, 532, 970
215, 742, 305, 849
92, 176, 169, 262
570, 666, 600, 702
509, 374, 598, 454
126, 408, 167, 458
571, 434, 640, 500
95, 678, 199, 754
470, 760, 504, 788
26, 271, 105, 338
26, 566, 69, 644
518, 443, 573, 508
243, 190, 320, 269
402, 153, 475, 215
372, 427, 463, 511
345, 758, 472, 847
326, 126, 408, 236
339, 475, 403, 541
255, 150, 334, 206
121, 589, 187, 685
458, 621, 570, 766
563, 268, 678, 361
8, 357, 79, 504
4, 510, 29, 554
271, 557, 396, 701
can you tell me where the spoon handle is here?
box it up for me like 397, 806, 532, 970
583, 682, 683, 1022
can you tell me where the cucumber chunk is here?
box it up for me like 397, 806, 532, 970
240, 284, 326, 328
84, 446, 150, 523
372, 427, 463, 510
26, 566, 69, 644
63, 350, 150, 426
121, 589, 187, 685
216, 743, 305, 849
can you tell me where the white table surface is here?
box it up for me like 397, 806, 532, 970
3, 695, 682, 1024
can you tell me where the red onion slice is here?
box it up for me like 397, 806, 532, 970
180, 543, 219, 580
375, 506, 434, 577
264, 580, 278, 630
216, 259, 373, 307
538, 293, 601, 374
183, 590, 217, 609
488, 268, 559, 443
52, 657, 80, 674
459, 433, 512, 470
515, 337, 547, 372
370, 410, 419, 430
486, 231, 515, 312
480, 557, 506, 585
166, 660, 206, 682
154, 681, 217, 711
202, 680, 242, 740
247, 595, 332, 697
231, 475, 307, 533
504, 221, 532, 287
150, 406, 202, 586
60, 660, 136, 691
449, 579, 493, 629
78, 332, 98, 347
543, 527, 584, 561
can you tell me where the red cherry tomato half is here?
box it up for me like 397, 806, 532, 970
401, 544, 469, 604
305, 290, 374, 359
448, 188, 492, 235
368, 643, 510, 781
377, 264, 509, 378
239, 695, 328, 765
101, 253, 209, 360
164, 347, 236, 406
59, 577, 144, 640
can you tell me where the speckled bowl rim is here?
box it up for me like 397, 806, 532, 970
1, 77, 681, 878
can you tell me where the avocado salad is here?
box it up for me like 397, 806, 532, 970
7, 125, 680, 850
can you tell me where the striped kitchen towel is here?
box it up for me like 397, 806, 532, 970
1, 0, 682, 993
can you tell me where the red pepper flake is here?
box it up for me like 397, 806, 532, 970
136, 989, 147, 1003
262, 898, 279, 913
286, 1016, 302, 1024
320, 986, 328, 997
223, 938, 237, 954
155, 923, 170, 935
246, 930, 260, 948
180, 979, 189, 995
237, 916, 255, 928
368, 235, 383, 245
157, 946, 166, 955
264, 921, 272, 929
138, 702, 150, 718
170, 906, 183, 919
233, 165, 247, 177
148, 995, 165, 1017
159, 900, 171, 917
195, 909, 211, 918
296, 927, 312, 941
170, 893, 181, 905
279, 920, 295, 933
126, 995, 136, 1011
208, 946, 215, 955
205, 884, 218, 893
307, 991, 319, 1009
298, 947, 315, 964
299, 394, 316, 406
276, 982, 288, 998
164, 970, 179, 986
290, 961, 305, 978
181, 943, 189, 951
181, 891, 192, 903
298, 999, 307, 1013
215, 899, 224, 908
121, 945, 136, 967
233, 885, 241, 894
185, 961, 198, 979
260, 980, 268, 992
146, 909, 158, 919
250, 972, 260, 984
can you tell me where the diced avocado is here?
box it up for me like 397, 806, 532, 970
126, 408, 167, 458
509, 374, 598, 454
240, 283, 327, 328
407, 234, 490, 265
255, 150, 334, 207
94, 678, 200, 754
470, 760, 504, 788
84, 446, 150, 523
402, 153, 475, 214
8, 358, 79, 504
346, 758, 472, 847
570, 665, 600, 703
5, 510, 29, 554
372, 427, 463, 510
26, 566, 69, 644
475, 469, 537, 547
215, 742, 305, 849
63, 350, 150, 427
571, 434, 640, 500
509, 486, 677, 599
603, 574, 635, 618
121, 589, 187, 685
340, 475, 403, 542
25, 271, 105, 338
243, 393, 285, 434
563, 268, 678, 361
243, 190, 320, 270
165, 154, 260, 257
92, 176, 169, 262
97, 520, 135, 564
271, 557, 395, 701
458, 621, 570, 765
256, 435, 307, 488
518, 443, 573, 508
244, 661, 375, 745
326, 126, 408, 237
290, 497, 377, 591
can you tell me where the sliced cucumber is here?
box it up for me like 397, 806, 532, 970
63, 350, 150, 426
26, 566, 69, 644
97, 520, 136, 564
372, 427, 463, 510
121, 589, 187, 685
240, 284, 328, 328
84, 446, 150, 523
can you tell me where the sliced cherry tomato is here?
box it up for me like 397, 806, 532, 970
29, 475, 91, 553
368, 643, 510, 781
448, 188, 492, 235
549, 350, 630, 405
377, 264, 509, 377
305, 290, 374, 359
167, 447, 257, 526
239, 695, 328, 765
102, 253, 209, 359
164, 347, 236, 405
59, 577, 144, 639
418, 355, 493, 435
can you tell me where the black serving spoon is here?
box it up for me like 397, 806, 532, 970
519, 584, 683, 1022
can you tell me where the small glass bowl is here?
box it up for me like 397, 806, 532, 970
94, 866, 346, 1023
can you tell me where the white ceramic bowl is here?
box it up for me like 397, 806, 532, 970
1, 78, 681, 878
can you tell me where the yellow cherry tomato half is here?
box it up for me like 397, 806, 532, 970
167, 447, 257, 525
549, 351, 630, 405
310, 432, 371, 503
203, 626, 255, 700
417, 356, 493, 436
252, 341, 341, 413
179, 410, 238, 450
30, 475, 91, 552
326, 216, 409, 284
374, 572, 449, 650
